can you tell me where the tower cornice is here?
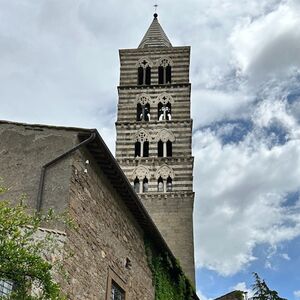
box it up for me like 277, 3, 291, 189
139, 191, 195, 200
115, 119, 193, 127
116, 156, 194, 164
118, 83, 191, 90
119, 46, 190, 53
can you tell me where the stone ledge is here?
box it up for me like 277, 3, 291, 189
115, 120, 192, 127
118, 83, 191, 90
139, 191, 194, 200
116, 156, 194, 164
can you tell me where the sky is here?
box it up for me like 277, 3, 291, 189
0, 0, 300, 299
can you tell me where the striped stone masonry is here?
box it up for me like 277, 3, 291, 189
116, 19, 195, 283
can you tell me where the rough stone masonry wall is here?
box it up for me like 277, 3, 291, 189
0, 122, 77, 220
141, 192, 195, 283
61, 149, 155, 300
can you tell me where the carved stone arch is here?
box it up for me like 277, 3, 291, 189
136, 57, 153, 68
135, 129, 150, 142
155, 165, 175, 180
157, 93, 174, 105
155, 129, 175, 143
157, 56, 174, 67
132, 165, 150, 180
135, 93, 151, 105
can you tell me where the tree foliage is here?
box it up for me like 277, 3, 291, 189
0, 185, 66, 299
251, 272, 287, 300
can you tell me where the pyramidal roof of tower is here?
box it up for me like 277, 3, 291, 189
138, 13, 172, 48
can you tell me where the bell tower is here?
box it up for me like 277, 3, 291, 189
115, 13, 195, 283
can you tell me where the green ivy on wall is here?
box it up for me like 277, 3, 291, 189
144, 239, 196, 300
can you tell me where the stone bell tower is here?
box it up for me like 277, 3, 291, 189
115, 13, 195, 283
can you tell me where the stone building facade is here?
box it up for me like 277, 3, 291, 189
116, 13, 195, 282
0, 121, 198, 299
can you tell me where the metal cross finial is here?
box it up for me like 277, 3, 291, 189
154, 4, 158, 12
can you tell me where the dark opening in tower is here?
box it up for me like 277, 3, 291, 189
135, 141, 141, 157
157, 176, 164, 192
158, 64, 172, 84
167, 176, 172, 192
143, 141, 149, 157
167, 140, 172, 157
134, 177, 140, 193
137, 65, 151, 85
158, 140, 163, 157
143, 177, 148, 192
137, 103, 151, 121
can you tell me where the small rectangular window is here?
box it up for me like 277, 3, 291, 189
111, 280, 125, 300
0, 279, 14, 296
106, 268, 127, 300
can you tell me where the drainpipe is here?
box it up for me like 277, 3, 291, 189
36, 131, 96, 212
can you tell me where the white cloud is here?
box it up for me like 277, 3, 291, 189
253, 99, 296, 131
230, 0, 300, 82
294, 290, 300, 298
281, 253, 291, 261
193, 127, 300, 275
190, 0, 300, 277
192, 89, 252, 128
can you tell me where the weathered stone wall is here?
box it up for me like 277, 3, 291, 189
0, 122, 156, 299
0, 122, 77, 218
141, 192, 195, 282
61, 149, 155, 299
31, 228, 67, 297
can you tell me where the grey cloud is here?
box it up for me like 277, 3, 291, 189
247, 30, 300, 81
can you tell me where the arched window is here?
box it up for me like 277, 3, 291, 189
137, 59, 151, 86
158, 140, 163, 157
157, 177, 164, 192
132, 166, 150, 193
167, 176, 172, 192
143, 141, 149, 157
135, 129, 150, 158
137, 103, 151, 122
135, 142, 141, 157
134, 177, 140, 193
156, 165, 174, 193
158, 102, 172, 121
158, 58, 172, 84
143, 178, 148, 193
166, 140, 172, 157
157, 139, 173, 158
